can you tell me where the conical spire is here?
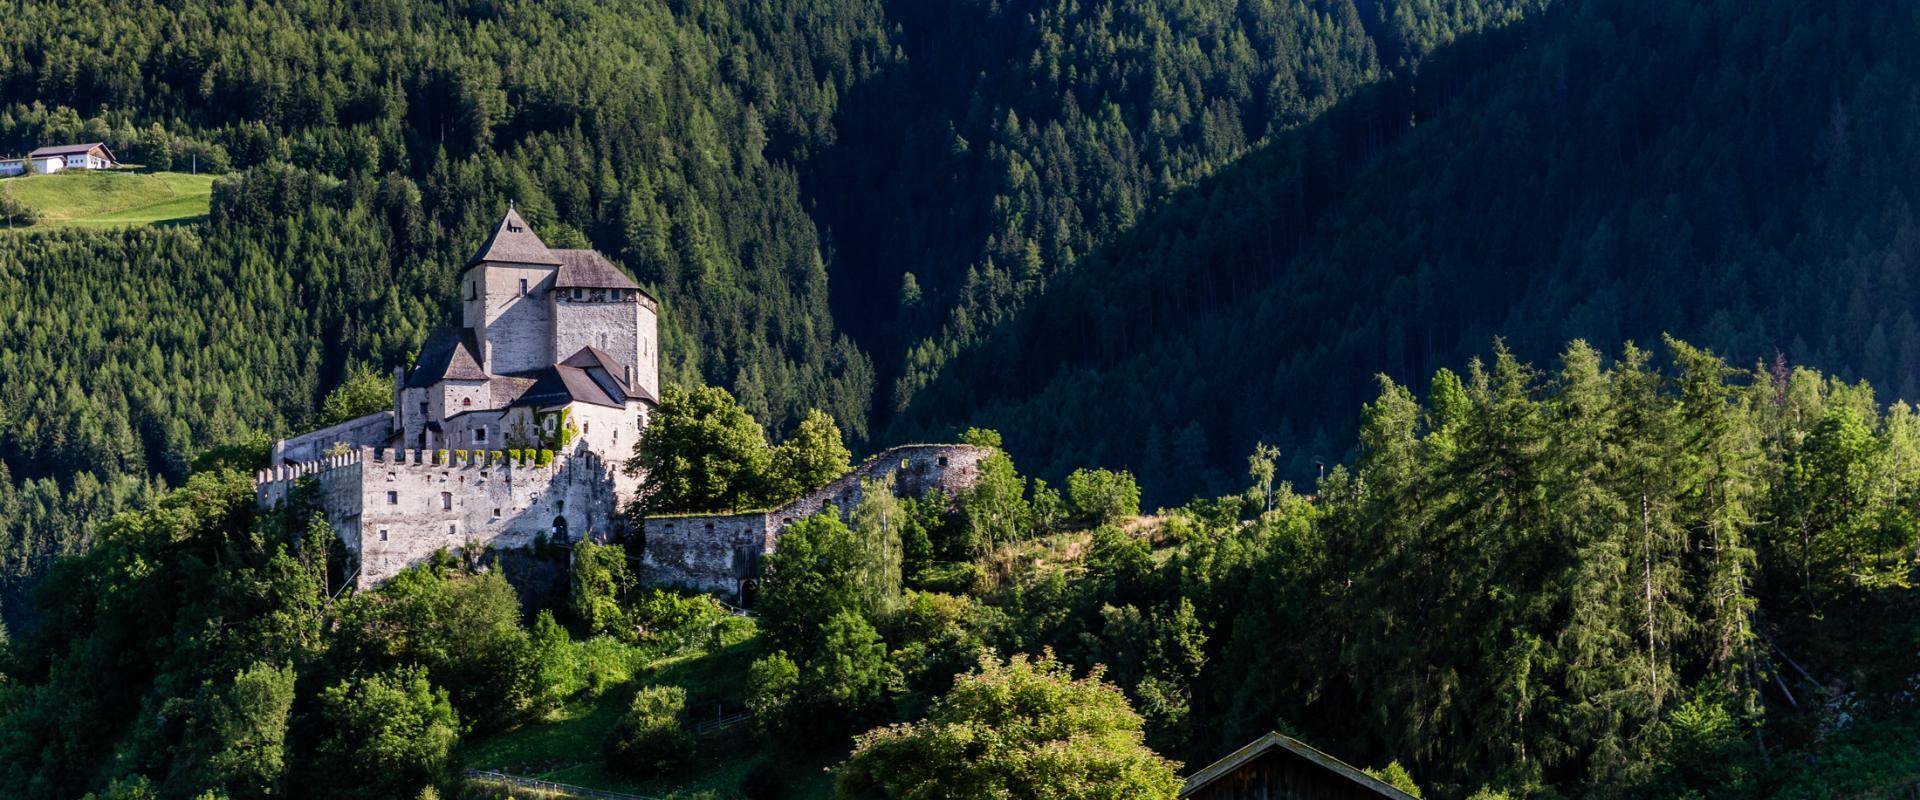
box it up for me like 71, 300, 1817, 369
464, 207, 561, 268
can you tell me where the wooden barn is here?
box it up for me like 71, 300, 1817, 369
1180, 732, 1418, 800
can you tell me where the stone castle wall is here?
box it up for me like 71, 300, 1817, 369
256, 444, 620, 588
275, 410, 395, 464
639, 444, 994, 598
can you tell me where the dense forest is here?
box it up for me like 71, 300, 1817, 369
895, 0, 1920, 504
0, 0, 1553, 631
2, 0, 1920, 792
3, 339, 1914, 798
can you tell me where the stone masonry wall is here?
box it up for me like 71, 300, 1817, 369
638, 444, 994, 599
256, 443, 620, 588
477, 264, 557, 375
275, 411, 394, 464
552, 295, 645, 390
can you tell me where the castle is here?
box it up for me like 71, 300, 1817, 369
256, 208, 992, 597
257, 207, 658, 587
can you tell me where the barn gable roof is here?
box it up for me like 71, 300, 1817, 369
1179, 733, 1416, 800
29, 142, 115, 160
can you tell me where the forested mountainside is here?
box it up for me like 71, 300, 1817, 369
895, 0, 1920, 503
0, 0, 1551, 630
4, 340, 1915, 799
0, 0, 893, 628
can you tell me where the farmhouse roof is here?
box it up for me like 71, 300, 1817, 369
552, 249, 644, 294
405, 328, 486, 388
29, 142, 113, 159
510, 364, 623, 410
1179, 732, 1416, 799
464, 207, 561, 268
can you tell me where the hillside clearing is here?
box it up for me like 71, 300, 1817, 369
0, 169, 214, 228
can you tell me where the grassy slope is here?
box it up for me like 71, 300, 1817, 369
0, 169, 214, 228
463, 638, 838, 800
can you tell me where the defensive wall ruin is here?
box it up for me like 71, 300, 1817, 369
638, 444, 994, 599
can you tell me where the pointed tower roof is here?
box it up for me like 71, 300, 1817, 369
463, 207, 562, 269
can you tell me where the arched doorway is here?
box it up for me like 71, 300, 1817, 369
551, 515, 569, 542
738, 579, 760, 608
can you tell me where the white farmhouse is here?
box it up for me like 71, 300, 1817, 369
26, 143, 118, 173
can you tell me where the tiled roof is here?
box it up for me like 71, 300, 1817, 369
553, 249, 643, 292
559, 346, 635, 399
489, 376, 536, 406
465, 208, 561, 268
405, 328, 485, 388
511, 364, 624, 409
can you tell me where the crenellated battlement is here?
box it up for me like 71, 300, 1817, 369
256, 446, 604, 489
256, 443, 621, 589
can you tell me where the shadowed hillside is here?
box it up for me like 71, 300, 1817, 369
894, 0, 1920, 503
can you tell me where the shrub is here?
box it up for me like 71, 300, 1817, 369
604, 685, 693, 775
433, 449, 447, 465
536, 449, 555, 467
574, 636, 639, 698
1065, 468, 1140, 526
707, 614, 756, 650
914, 562, 988, 596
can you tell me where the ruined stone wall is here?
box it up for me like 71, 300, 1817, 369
275, 411, 394, 464
639, 513, 776, 596
256, 444, 621, 589
637, 444, 995, 599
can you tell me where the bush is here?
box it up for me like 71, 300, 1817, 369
0, 194, 35, 227
1065, 468, 1140, 526
536, 449, 555, 467
604, 685, 693, 775
913, 562, 988, 596
708, 614, 757, 650
575, 636, 639, 698
570, 540, 635, 636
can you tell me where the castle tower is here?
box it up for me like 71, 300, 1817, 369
461, 208, 562, 375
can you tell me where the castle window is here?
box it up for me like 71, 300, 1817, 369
467, 281, 476, 300
474, 427, 488, 444
519, 278, 529, 296
462, 397, 472, 407
448, 524, 457, 535
441, 492, 453, 510
387, 471, 396, 482
556, 500, 565, 512
492, 508, 502, 519
378, 529, 388, 542
938, 456, 949, 467
419, 401, 428, 415
386, 491, 398, 505
583, 422, 590, 434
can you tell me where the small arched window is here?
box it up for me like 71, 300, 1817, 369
462, 397, 472, 407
